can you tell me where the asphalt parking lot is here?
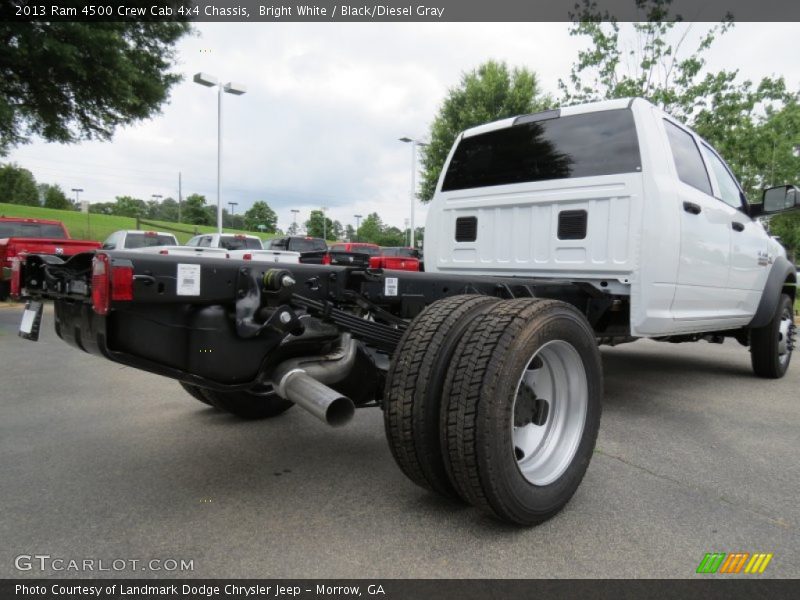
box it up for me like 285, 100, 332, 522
1, 303, 798, 579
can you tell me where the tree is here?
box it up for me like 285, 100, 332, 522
0, 163, 38, 205
287, 222, 300, 236
379, 226, 406, 247
182, 193, 212, 225
42, 184, 71, 209
305, 210, 335, 240
345, 224, 356, 241
331, 220, 344, 241
357, 213, 384, 244
419, 60, 552, 202
0, 20, 190, 155
112, 195, 147, 218
244, 201, 278, 233
560, 0, 795, 201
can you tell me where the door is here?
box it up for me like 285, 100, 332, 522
700, 143, 768, 317
664, 120, 739, 322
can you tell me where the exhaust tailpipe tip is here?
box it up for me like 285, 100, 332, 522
276, 369, 355, 427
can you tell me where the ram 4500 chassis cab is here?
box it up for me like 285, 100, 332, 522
15, 98, 798, 526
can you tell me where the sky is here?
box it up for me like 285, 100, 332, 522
7, 21, 800, 234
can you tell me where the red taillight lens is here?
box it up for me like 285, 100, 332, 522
10, 257, 22, 298
92, 254, 110, 315
92, 254, 134, 314
322, 253, 331, 265
242, 253, 252, 260
111, 265, 134, 301
368, 257, 382, 269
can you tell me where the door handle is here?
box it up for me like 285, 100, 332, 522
732, 221, 745, 232
683, 201, 701, 215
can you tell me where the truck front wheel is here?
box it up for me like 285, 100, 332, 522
751, 294, 795, 379
441, 298, 602, 526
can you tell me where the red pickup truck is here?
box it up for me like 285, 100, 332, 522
0, 217, 101, 299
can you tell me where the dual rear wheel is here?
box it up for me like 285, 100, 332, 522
384, 295, 603, 526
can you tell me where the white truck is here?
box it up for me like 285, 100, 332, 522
101, 230, 179, 250
14, 98, 798, 526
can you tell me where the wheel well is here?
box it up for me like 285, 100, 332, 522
784, 272, 797, 302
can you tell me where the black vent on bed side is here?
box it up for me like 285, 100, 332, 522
557, 210, 588, 240
455, 216, 478, 242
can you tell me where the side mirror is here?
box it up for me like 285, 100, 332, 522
750, 185, 799, 216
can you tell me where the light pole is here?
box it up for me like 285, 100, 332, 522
228, 201, 238, 215
151, 194, 162, 203
399, 137, 427, 248
193, 72, 247, 234
353, 214, 362, 242
290, 209, 299, 234
321, 207, 328, 241
72, 188, 86, 236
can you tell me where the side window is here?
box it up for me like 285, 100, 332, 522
701, 145, 745, 210
197, 236, 212, 248
101, 233, 117, 250
664, 120, 712, 196
186, 236, 200, 247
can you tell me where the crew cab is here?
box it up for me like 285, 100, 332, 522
0, 217, 100, 300
13, 98, 798, 527
101, 230, 178, 250
185, 233, 263, 250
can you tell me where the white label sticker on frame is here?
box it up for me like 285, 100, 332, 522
177, 264, 201, 296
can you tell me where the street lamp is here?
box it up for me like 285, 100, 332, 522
353, 214, 362, 242
290, 209, 299, 233
151, 194, 162, 202
193, 72, 247, 234
399, 137, 427, 248
227, 201, 238, 215
321, 206, 328, 241
72, 188, 87, 236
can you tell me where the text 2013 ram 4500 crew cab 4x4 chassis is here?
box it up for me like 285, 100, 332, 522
14, 98, 798, 526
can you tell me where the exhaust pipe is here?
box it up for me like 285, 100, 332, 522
271, 334, 358, 427
276, 369, 354, 427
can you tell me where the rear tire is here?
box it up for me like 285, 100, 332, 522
383, 294, 501, 499
202, 388, 294, 419
751, 294, 795, 379
441, 298, 602, 525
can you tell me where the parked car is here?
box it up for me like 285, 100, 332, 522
186, 233, 263, 250
266, 236, 332, 264
101, 230, 178, 250
375, 246, 422, 271
0, 217, 100, 300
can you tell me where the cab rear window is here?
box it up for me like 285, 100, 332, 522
0, 222, 67, 239
442, 109, 641, 191
124, 233, 177, 249
220, 236, 261, 250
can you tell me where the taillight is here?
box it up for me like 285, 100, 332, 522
369, 257, 382, 269
111, 265, 134, 301
322, 253, 331, 265
242, 253, 252, 260
92, 254, 110, 315
92, 254, 133, 314
10, 257, 22, 298
159, 249, 169, 255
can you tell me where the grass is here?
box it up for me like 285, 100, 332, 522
0, 203, 275, 244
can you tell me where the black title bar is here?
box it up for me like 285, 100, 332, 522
3, 0, 800, 22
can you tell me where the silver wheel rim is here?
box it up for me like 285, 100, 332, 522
777, 308, 795, 368
511, 340, 588, 486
